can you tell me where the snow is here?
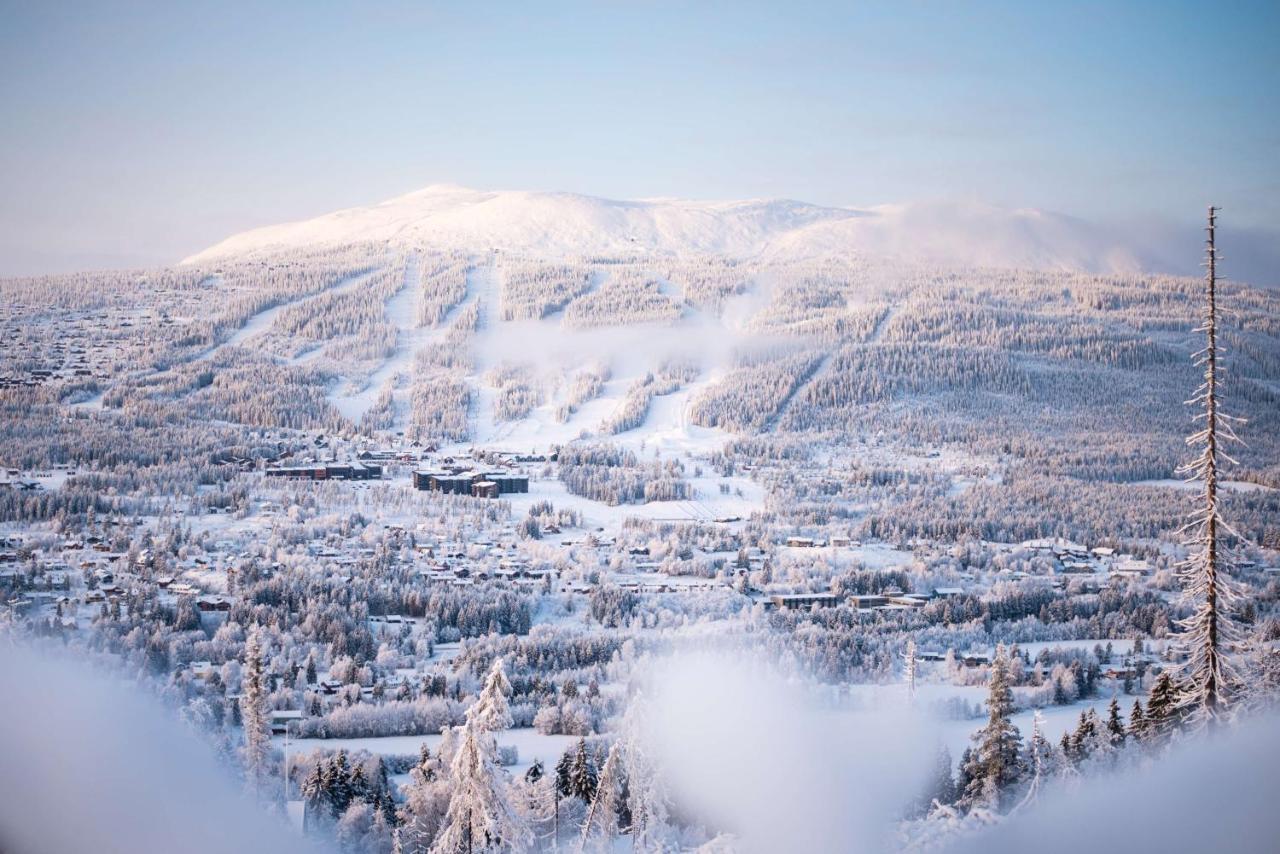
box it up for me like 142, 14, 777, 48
846, 542, 917, 569
501, 474, 764, 536
184, 184, 1150, 275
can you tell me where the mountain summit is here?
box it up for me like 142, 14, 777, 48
185, 184, 1144, 274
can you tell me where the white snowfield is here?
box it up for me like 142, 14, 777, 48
184, 183, 1145, 274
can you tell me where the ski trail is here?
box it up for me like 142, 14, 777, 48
467, 260, 510, 442
329, 252, 427, 423
197, 266, 383, 363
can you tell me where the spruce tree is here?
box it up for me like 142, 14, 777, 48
301, 761, 327, 833
918, 744, 956, 815
955, 747, 974, 797
239, 625, 272, 796
1145, 671, 1181, 745
1105, 698, 1126, 748
959, 645, 1024, 811
329, 750, 354, 817
1070, 709, 1098, 762
569, 739, 599, 803
430, 661, 529, 854
555, 748, 574, 799
1128, 699, 1147, 741
351, 763, 370, 805
1175, 206, 1244, 727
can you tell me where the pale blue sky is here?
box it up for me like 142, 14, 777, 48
1, 1, 1277, 275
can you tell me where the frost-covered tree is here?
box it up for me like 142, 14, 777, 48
1240, 632, 1280, 715
568, 739, 599, 805
1127, 699, 1147, 741
469, 657, 513, 734
1016, 711, 1060, 810
959, 645, 1023, 811
240, 625, 272, 794
904, 638, 918, 704
1144, 671, 1181, 746
430, 658, 529, 854
430, 721, 530, 854
398, 746, 451, 854
580, 740, 624, 852
1175, 207, 1244, 727
915, 744, 956, 816
1105, 697, 1126, 749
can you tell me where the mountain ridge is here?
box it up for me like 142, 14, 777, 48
184, 184, 1151, 275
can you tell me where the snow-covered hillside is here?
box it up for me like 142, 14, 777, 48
184, 184, 1144, 274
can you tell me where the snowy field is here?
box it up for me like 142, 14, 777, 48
502, 474, 765, 535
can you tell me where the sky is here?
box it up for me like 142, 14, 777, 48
1, 0, 1277, 275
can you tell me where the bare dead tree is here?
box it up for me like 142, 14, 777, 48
1175, 206, 1245, 726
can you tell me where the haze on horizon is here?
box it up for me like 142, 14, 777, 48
1, 0, 1277, 278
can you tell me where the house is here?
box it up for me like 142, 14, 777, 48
769, 592, 840, 610
1111, 558, 1152, 578
847, 594, 890, 609
785, 536, 815, 548
269, 709, 304, 735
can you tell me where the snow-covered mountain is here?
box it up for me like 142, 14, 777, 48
184, 184, 1149, 274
